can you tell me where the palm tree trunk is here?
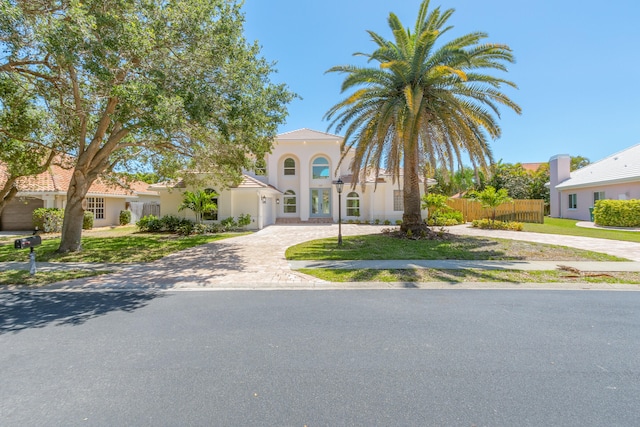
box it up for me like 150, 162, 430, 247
401, 141, 424, 234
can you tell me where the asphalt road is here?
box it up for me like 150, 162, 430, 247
1, 289, 639, 426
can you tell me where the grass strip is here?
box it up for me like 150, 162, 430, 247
0, 270, 110, 287
523, 218, 640, 243
299, 268, 640, 284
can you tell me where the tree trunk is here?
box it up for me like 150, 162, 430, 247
58, 169, 92, 253
0, 178, 19, 218
401, 142, 426, 235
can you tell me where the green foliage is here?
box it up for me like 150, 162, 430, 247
178, 190, 217, 224
136, 215, 162, 232
471, 219, 524, 231
469, 186, 513, 222
237, 213, 252, 229
82, 212, 94, 230
593, 200, 640, 227
427, 211, 465, 226
324, 0, 520, 231
32, 208, 64, 233
2, 0, 295, 251
383, 220, 391, 225
571, 156, 590, 171
221, 217, 238, 231
119, 210, 132, 226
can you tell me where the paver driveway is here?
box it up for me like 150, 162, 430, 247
47, 223, 640, 290
56, 224, 390, 290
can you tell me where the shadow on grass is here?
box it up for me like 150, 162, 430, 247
0, 291, 164, 335
428, 268, 522, 284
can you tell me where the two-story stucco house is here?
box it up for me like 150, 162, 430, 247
549, 144, 640, 221
156, 128, 429, 229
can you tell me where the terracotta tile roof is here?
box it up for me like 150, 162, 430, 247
0, 161, 157, 197
521, 162, 545, 172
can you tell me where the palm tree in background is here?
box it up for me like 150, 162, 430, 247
324, 0, 521, 234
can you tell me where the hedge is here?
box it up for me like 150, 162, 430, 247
593, 199, 640, 227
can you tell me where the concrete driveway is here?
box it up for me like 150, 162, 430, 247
44, 223, 640, 290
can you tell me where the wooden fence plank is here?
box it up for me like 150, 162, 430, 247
445, 199, 544, 223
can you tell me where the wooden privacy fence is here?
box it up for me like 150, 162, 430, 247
446, 199, 545, 224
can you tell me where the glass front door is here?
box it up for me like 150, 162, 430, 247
310, 189, 331, 217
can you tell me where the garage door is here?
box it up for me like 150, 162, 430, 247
0, 197, 43, 231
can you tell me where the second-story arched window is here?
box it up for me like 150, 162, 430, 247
284, 158, 296, 176
312, 157, 329, 179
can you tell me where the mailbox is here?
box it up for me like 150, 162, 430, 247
14, 235, 42, 250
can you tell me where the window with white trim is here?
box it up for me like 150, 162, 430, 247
593, 191, 605, 204
283, 190, 297, 213
284, 158, 296, 176
346, 192, 360, 216
568, 193, 577, 209
86, 197, 105, 219
393, 190, 404, 211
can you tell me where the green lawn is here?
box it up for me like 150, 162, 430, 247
0, 231, 249, 264
0, 270, 110, 287
300, 268, 640, 284
523, 217, 640, 242
285, 233, 626, 262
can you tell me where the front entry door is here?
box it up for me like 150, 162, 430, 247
310, 189, 331, 217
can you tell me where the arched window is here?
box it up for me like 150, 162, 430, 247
283, 190, 297, 213
312, 157, 329, 179
202, 188, 218, 221
346, 191, 360, 217
284, 158, 296, 176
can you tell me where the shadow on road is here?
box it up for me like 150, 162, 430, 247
0, 291, 163, 335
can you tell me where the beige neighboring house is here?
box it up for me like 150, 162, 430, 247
549, 144, 640, 221
156, 128, 430, 230
0, 162, 160, 231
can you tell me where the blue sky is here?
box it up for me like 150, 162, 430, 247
242, 0, 640, 165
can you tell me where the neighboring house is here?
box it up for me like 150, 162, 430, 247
549, 144, 640, 221
156, 128, 431, 230
0, 162, 160, 231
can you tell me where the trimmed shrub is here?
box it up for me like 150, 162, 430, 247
237, 213, 251, 229
427, 210, 464, 226
383, 219, 391, 225
395, 219, 403, 225
83, 211, 94, 230
119, 210, 132, 226
220, 216, 237, 231
160, 215, 185, 232
593, 199, 640, 227
136, 215, 162, 232
32, 208, 64, 233
471, 219, 524, 231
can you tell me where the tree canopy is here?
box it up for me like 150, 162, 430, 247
0, 0, 294, 251
324, 0, 520, 234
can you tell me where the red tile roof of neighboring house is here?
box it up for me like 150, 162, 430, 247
0, 161, 157, 197
521, 162, 545, 172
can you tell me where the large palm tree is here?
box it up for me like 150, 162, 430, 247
324, 0, 521, 234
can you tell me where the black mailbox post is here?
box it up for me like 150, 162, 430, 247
14, 235, 42, 250
14, 231, 42, 275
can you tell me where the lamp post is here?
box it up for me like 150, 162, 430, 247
335, 178, 344, 245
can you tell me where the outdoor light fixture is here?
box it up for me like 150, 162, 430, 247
261, 195, 266, 204
334, 177, 344, 245
276, 198, 280, 205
